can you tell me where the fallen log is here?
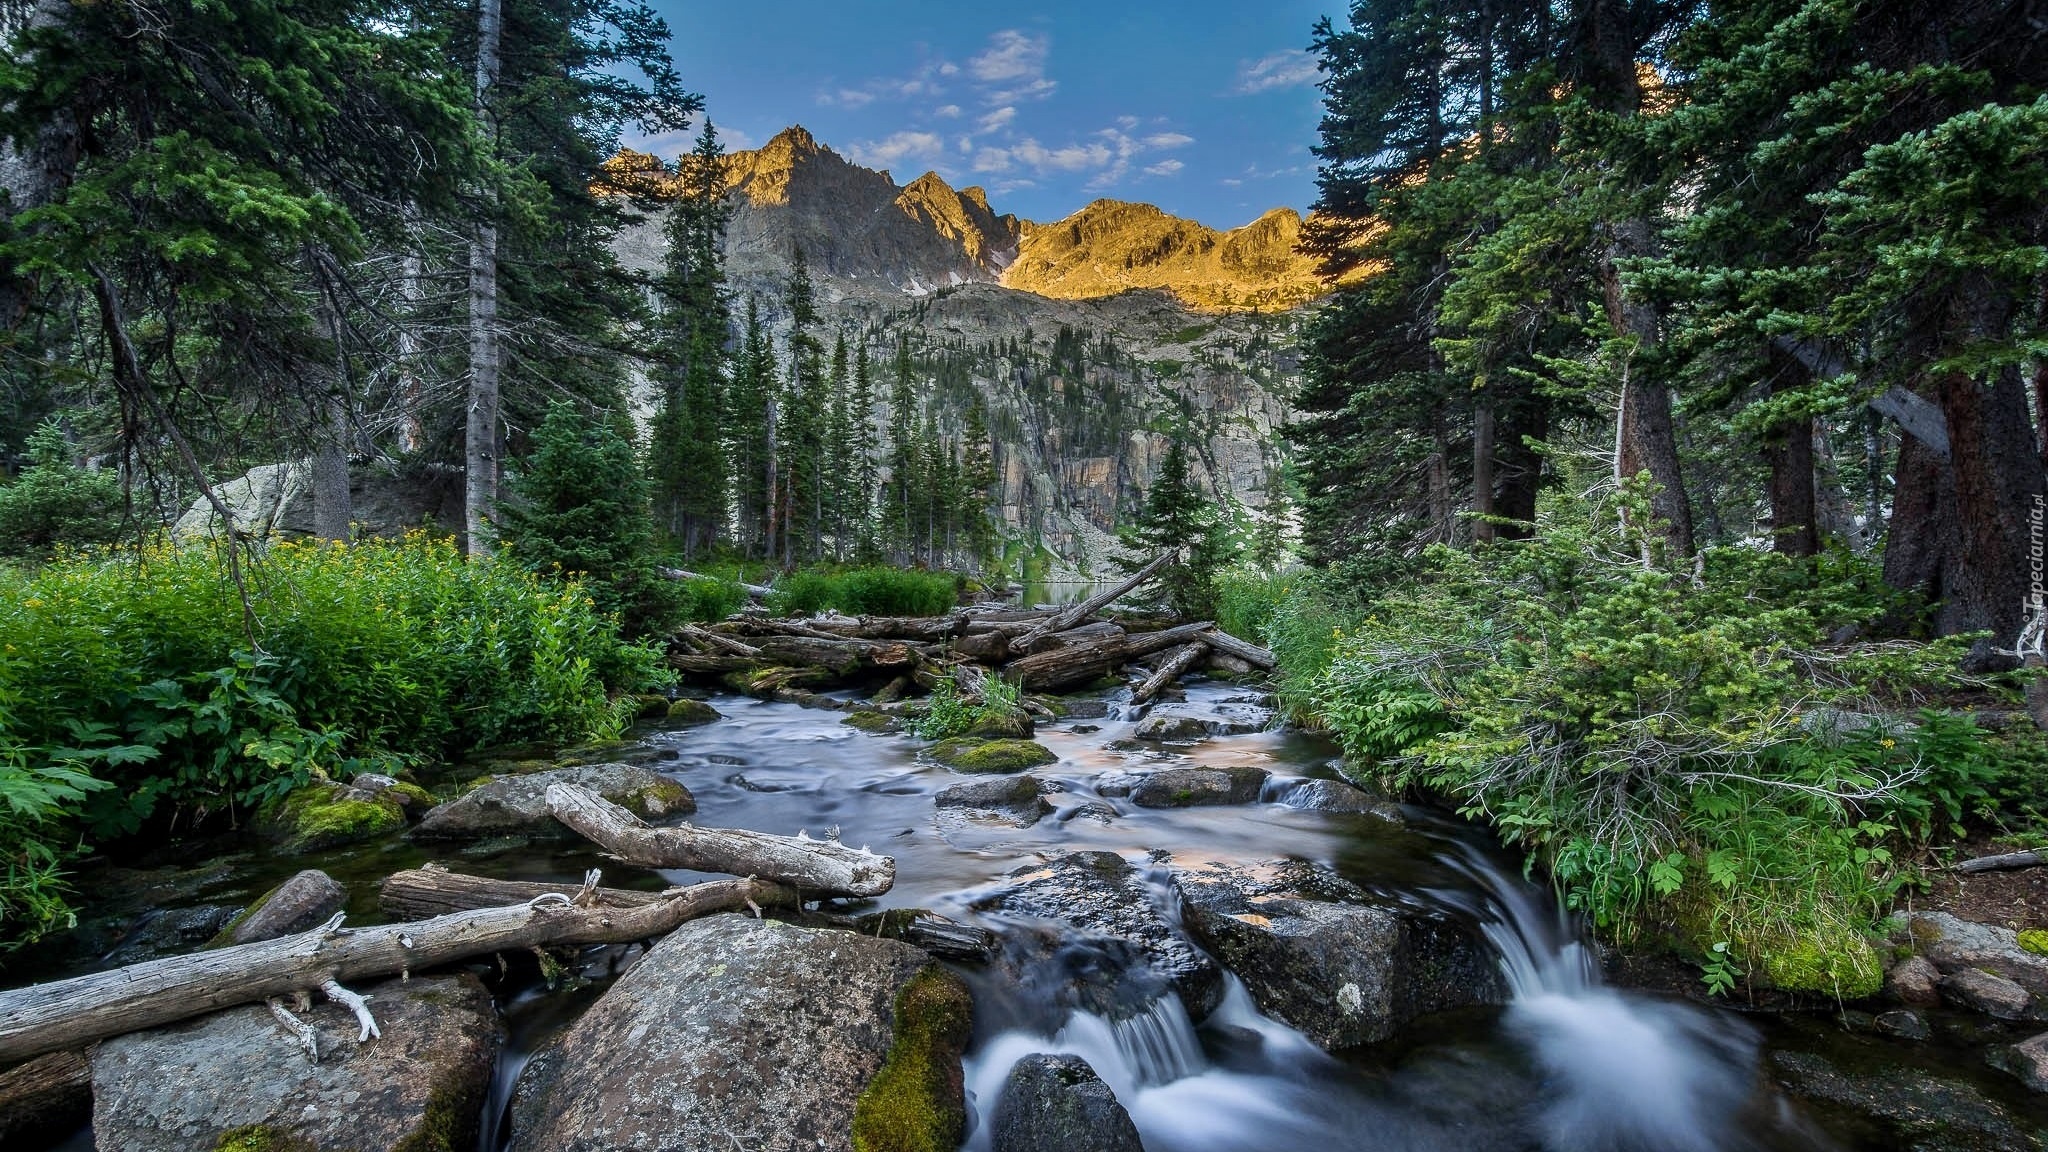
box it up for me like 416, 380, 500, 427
1200, 628, 1277, 671
547, 783, 895, 898
1131, 642, 1209, 706
998, 620, 1214, 692
751, 635, 927, 676
0, 875, 791, 1065
376, 866, 758, 921
668, 653, 759, 675
1018, 619, 1125, 656
799, 614, 967, 642
1954, 849, 2047, 874
677, 625, 763, 659
658, 568, 771, 599
1123, 620, 1218, 659
0, 1049, 90, 1145
1011, 552, 1172, 650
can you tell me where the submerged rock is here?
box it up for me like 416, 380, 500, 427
1772, 1048, 2041, 1152
1129, 766, 1268, 808
92, 974, 501, 1152
975, 851, 1223, 1019
210, 869, 347, 947
103, 904, 243, 967
936, 775, 1053, 827
1133, 713, 1210, 742
1274, 778, 1403, 821
1176, 859, 1505, 1050
930, 738, 1059, 774
410, 763, 692, 841
843, 710, 901, 733
666, 698, 723, 726
509, 914, 968, 1152
1990, 1031, 2048, 1093
992, 1054, 1142, 1152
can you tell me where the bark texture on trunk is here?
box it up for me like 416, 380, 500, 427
463, 0, 503, 556
1601, 217, 1695, 557
1765, 352, 1818, 557
0, 0, 82, 331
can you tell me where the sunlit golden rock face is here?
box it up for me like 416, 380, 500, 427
1001, 199, 1329, 312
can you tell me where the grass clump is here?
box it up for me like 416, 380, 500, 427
852, 966, 972, 1152
912, 674, 1021, 741
768, 566, 958, 617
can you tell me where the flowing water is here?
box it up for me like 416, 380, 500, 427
20, 679, 2048, 1151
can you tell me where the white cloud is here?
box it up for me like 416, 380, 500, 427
935, 104, 962, 118
977, 106, 1017, 133
1235, 49, 1319, 94
969, 30, 1056, 102
1144, 159, 1185, 177
845, 131, 946, 170
1143, 132, 1194, 149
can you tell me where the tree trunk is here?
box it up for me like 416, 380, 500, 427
377, 867, 794, 921
396, 245, 426, 455
545, 783, 896, 898
1011, 551, 1171, 650
463, 0, 504, 557
1200, 628, 1277, 670
1601, 218, 1695, 557
0, 1050, 89, 1146
0, 877, 786, 1065
310, 265, 352, 542
1882, 415, 1963, 634
1000, 620, 1214, 691
1765, 352, 1817, 557
1472, 401, 1497, 544
1131, 642, 1208, 705
0, 0, 82, 332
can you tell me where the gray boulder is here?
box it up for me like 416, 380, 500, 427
975, 851, 1223, 1019
936, 775, 1053, 827
1991, 1031, 2048, 1093
508, 914, 970, 1152
1943, 968, 2032, 1020
1177, 860, 1505, 1050
1902, 912, 2048, 1020
1274, 779, 1403, 821
92, 974, 501, 1152
1130, 766, 1268, 808
213, 869, 348, 947
992, 1054, 1142, 1152
1133, 713, 1209, 742
410, 763, 692, 841
1772, 1048, 2041, 1152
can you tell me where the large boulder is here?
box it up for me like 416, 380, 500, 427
211, 869, 348, 947
1273, 778, 1403, 821
930, 738, 1058, 774
936, 775, 1053, 828
1176, 860, 1504, 1050
1900, 912, 2048, 1020
974, 852, 1223, 1020
91, 974, 501, 1152
173, 460, 464, 543
1133, 702, 1272, 740
1129, 766, 1268, 808
991, 1054, 1142, 1152
508, 914, 970, 1152
410, 764, 692, 841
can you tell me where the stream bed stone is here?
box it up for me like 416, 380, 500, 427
992, 1054, 1143, 1152
410, 763, 692, 841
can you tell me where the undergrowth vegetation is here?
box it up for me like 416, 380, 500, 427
1240, 485, 2040, 998
767, 566, 959, 618
0, 534, 668, 950
912, 673, 1021, 741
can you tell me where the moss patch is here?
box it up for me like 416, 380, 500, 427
389, 1079, 482, 1152
666, 698, 723, 726
2019, 929, 2048, 957
259, 784, 406, 854
852, 966, 973, 1152
1759, 931, 1884, 999
843, 711, 899, 733
623, 778, 694, 819
214, 1125, 316, 1152
930, 738, 1057, 774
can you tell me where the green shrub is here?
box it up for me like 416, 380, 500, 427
912, 673, 1020, 741
0, 534, 667, 949
0, 421, 127, 560
767, 566, 957, 618
674, 576, 747, 623
1213, 567, 1298, 648
1290, 480, 1989, 990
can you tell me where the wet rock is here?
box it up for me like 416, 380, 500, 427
843, 710, 900, 733
1771, 1048, 2040, 1152
1273, 779, 1402, 821
1990, 1031, 2048, 1093
103, 904, 243, 967
667, 698, 723, 726
508, 914, 970, 1152
991, 1054, 1142, 1152
974, 851, 1223, 1019
1059, 802, 1120, 825
1059, 699, 1112, 720
936, 775, 1053, 827
930, 738, 1058, 774
1093, 771, 1144, 798
1942, 968, 2033, 1020
1888, 954, 1943, 1007
256, 780, 410, 853
1903, 911, 2048, 1017
211, 869, 347, 947
410, 763, 692, 841
1874, 1009, 1933, 1041
850, 908, 1001, 964
1130, 765, 1269, 808
1070, 723, 1101, 734
1133, 713, 1209, 742
92, 974, 501, 1152
969, 708, 1037, 740
1176, 860, 1506, 1050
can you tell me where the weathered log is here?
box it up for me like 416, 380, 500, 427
0, 875, 792, 1065
1954, 849, 2047, 874
800, 614, 967, 642
1019, 620, 1126, 656
953, 628, 1010, 662
658, 568, 771, 599
677, 625, 763, 658
1011, 552, 1173, 650
546, 783, 895, 898
1131, 642, 1209, 706
751, 636, 927, 676
1199, 628, 1277, 671
1123, 620, 1219, 659
848, 910, 999, 963
1001, 635, 1128, 691
669, 653, 759, 675
0, 1049, 90, 1145
713, 618, 861, 642
380, 866, 676, 920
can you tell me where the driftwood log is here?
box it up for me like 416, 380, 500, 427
1000, 619, 1214, 691
0, 875, 791, 1065
375, 866, 801, 921
546, 783, 895, 898
1954, 850, 2047, 874
1132, 642, 1209, 705
1010, 551, 1172, 650
1018, 620, 1125, 656
0, 1049, 90, 1145
659, 568, 772, 599
1200, 628, 1277, 670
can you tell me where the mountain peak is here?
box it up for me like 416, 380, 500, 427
764, 124, 822, 154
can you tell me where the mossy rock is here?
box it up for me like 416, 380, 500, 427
632, 694, 673, 721
1759, 931, 1885, 999
214, 1126, 316, 1152
2019, 929, 2048, 957
258, 784, 407, 854
930, 738, 1057, 774
852, 966, 973, 1152
966, 709, 1034, 740
844, 710, 900, 734
667, 698, 723, 726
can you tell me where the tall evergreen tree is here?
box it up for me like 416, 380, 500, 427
847, 343, 881, 559
1116, 425, 1236, 619
647, 119, 733, 557
726, 296, 775, 558
958, 398, 1000, 571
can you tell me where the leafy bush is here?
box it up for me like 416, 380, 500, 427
1213, 567, 1298, 648
912, 674, 1021, 740
673, 575, 747, 623
0, 534, 668, 950
0, 421, 127, 560
1294, 482, 1993, 994
768, 566, 958, 618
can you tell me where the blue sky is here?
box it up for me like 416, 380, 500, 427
635, 2, 1341, 230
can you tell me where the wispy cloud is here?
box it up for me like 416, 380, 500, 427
1144, 132, 1195, 150
1235, 49, 1319, 94
845, 130, 946, 170
1144, 159, 1185, 177
969, 30, 1056, 103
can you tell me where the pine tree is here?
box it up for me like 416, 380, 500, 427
847, 343, 881, 560
824, 331, 853, 558
884, 338, 919, 563
1116, 426, 1235, 619
957, 398, 1000, 571
647, 119, 732, 557
780, 247, 827, 565
725, 296, 775, 558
